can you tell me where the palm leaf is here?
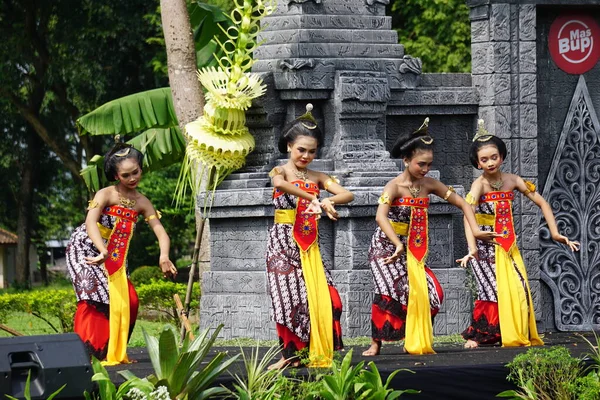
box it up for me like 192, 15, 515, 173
76, 88, 178, 136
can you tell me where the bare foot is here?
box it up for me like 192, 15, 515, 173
362, 340, 381, 356
267, 357, 300, 370
464, 340, 479, 349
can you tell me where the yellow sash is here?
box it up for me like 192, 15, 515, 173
99, 206, 137, 366
274, 209, 333, 367
388, 204, 434, 355
475, 206, 543, 347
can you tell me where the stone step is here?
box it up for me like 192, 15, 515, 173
348, 171, 399, 177
272, 0, 386, 16
217, 179, 271, 190
254, 42, 404, 60
253, 58, 404, 73
258, 29, 398, 45
261, 14, 392, 31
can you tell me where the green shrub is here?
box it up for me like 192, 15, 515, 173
0, 289, 76, 333
568, 371, 600, 400
130, 265, 163, 287
136, 280, 200, 325
506, 346, 580, 400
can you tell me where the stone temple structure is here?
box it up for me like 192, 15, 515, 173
199, 0, 600, 338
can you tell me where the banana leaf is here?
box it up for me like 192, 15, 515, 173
76, 87, 178, 136
189, 1, 232, 69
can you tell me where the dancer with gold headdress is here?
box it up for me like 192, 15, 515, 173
362, 118, 496, 356
66, 142, 177, 364
266, 104, 354, 369
458, 120, 579, 348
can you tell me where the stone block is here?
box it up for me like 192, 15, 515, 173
519, 41, 537, 74
519, 5, 536, 41
471, 19, 489, 43
471, 43, 493, 75
519, 138, 537, 176
520, 104, 538, 138
522, 213, 540, 250
473, 74, 510, 106
478, 105, 512, 138
523, 249, 541, 280
519, 74, 537, 104
493, 42, 511, 73
529, 280, 542, 319
490, 4, 511, 42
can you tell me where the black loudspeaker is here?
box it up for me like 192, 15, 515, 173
0, 333, 94, 399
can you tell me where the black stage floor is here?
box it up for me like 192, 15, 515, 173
108, 332, 597, 400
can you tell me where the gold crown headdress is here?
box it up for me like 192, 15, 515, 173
415, 117, 433, 144
299, 103, 318, 130
473, 119, 494, 142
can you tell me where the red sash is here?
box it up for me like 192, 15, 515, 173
480, 192, 515, 252
391, 197, 429, 262
292, 181, 320, 252
102, 206, 138, 275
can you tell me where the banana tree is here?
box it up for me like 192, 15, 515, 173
76, 2, 231, 192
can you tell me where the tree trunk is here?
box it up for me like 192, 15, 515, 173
15, 130, 40, 287
160, 0, 205, 129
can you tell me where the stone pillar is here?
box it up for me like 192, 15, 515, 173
468, 1, 542, 320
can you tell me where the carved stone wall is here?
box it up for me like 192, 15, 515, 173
200, 0, 480, 339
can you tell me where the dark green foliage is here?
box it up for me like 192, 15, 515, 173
128, 163, 196, 269
388, 0, 471, 72
129, 266, 164, 287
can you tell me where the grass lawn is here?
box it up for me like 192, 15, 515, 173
1, 312, 465, 348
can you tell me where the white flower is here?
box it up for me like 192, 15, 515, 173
126, 387, 148, 400
149, 385, 171, 400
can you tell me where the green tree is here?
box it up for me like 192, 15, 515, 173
388, 0, 471, 73
0, 0, 168, 285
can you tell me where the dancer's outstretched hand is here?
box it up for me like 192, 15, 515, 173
383, 243, 404, 265
456, 250, 477, 269
552, 234, 580, 252
304, 199, 323, 220
320, 198, 338, 220
474, 230, 502, 244
160, 256, 177, 279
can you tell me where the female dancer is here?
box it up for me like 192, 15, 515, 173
362, 118, 498, 356
66, 142, 177, 364
266, 104, 354, 369
458, 120, 579, 348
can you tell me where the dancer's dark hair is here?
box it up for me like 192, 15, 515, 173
468, 119, 507, 168
390, 117, 434, 158
278, 104, 323, 153
104, 141, 144, 181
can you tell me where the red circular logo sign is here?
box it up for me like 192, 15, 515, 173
549, 15, 600, 74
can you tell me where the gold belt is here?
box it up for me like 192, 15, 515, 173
476, 213, 495, 226
97, 223, 112, 240
389, 220, 409, 236
274, 209, 295, 224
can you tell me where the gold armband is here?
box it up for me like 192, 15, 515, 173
145, 210, 162, 222
523, 180, 536, 196
465, 192, 478, 206
443, 186, 455, 201
323, 175, 340, 191
378, 192, 391, 205
87, 200, 99, 210
268, 166, 283, 178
